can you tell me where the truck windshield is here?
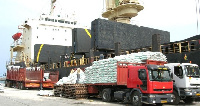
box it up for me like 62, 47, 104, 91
185, 65, 200, 77
149, 69, 171, 81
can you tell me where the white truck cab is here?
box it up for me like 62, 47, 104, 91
165, 63, 200, 104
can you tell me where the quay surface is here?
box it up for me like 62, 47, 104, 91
0, 86, 200, 106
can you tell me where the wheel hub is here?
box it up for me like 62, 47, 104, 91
133, 95, 139, 103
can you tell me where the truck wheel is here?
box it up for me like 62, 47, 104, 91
102, 89, 112, 102
183, 97, 194, 104
7, 81, 10, 87
16, 82, 19, 89
131, 91, 142, 106
5, 80, 7, 87
171, 91, 180, 105
20, 82, 25, 90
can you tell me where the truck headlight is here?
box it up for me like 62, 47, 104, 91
149, 95, 156, 98
184, 89, 192, 92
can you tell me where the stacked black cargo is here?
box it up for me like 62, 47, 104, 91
91, 18, 170, 50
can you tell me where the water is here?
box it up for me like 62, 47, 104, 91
0, 81, 5, 84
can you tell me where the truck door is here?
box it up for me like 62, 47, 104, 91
138, 69, 147, 91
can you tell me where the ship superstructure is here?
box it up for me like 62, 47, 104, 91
9, 0, 77, 66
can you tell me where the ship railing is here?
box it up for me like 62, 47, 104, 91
11, 39, 22, 48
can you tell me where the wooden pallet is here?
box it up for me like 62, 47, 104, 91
62, 84, 88, 99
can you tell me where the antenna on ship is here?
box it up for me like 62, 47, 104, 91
50, 0, 56, 15
195, 0, 200, 35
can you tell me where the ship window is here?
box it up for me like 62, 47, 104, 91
74, 22, 77, 25
58, 20, 64, 23
71, 22, 73, 24
37, 27, 38, 29
37, 36, 38, 39
45, 18, 48, 21
65, 21, 70, 24
65, 39, 67, 41
65, 30, 67, 32
53, 38, 54, 40
50, 19, 54, 22
48, 19, 51, 21
55, 20, 57, 22
25, 21, 27, 23
28, 47, 29, 49
58, 29, 59, 31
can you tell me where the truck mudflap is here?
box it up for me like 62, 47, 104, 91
182, 88, 200, 97
143, 94, 173, 104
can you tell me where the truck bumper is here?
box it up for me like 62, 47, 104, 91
144, 94, 173, 104
183, 89, 200, 97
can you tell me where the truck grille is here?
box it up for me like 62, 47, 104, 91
153, 89, 172, 91
190, 84, 200, 86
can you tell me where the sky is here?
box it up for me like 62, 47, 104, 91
0, 0, 199, 76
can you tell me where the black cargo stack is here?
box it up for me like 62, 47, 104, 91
72, 28, 91, 53
91, 19, 170, 50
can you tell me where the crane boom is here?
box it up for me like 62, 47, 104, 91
50, 0, 56, 15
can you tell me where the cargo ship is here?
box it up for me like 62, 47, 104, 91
5, 0, 200, 89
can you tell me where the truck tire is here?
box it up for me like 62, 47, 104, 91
171, 91, 180, 105
183, 97, 194, 104
131, 91, 142, 106
5, 81, 7, 87
20, 82, 25, 90
16, 82, 19, 89
19, 82, 22, 89
102, 88, 112, 102
7, 81, 10, 87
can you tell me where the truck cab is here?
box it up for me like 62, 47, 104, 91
127, 64, 173, 105
164, 63, 200, 104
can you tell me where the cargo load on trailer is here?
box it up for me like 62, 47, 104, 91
84, 52, 167, 84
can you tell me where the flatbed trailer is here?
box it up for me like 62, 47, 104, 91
42, 70, 59, 88
6, 66, 43, 89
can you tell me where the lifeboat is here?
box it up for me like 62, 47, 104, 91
12, 33, 22, 41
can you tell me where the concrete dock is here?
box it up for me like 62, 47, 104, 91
0, 87, 200, 106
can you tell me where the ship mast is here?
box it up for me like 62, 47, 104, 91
50, 0, 56, 15
102, 0, 144, 24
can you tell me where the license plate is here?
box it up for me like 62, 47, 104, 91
161, 100, 167, 103
196, 93, 200, 96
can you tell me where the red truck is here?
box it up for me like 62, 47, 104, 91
86, 61, 173, 106
6, 66, 43, 89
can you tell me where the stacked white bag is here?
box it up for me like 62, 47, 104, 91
84, 52, 167, 84
56, 68, 85, 85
